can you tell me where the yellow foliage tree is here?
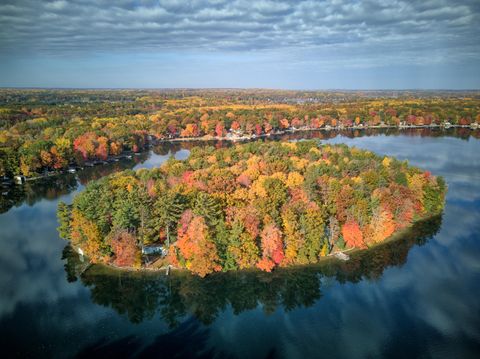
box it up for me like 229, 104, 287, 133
70, 209, 107, 263
285, 171, 305, 188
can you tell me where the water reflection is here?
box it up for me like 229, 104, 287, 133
0, 157, 146, 214
65, 216, 442, 327
0, 129, 479, 358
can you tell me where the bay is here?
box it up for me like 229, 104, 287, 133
0, 129, 479, 358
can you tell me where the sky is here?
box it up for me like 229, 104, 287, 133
0, 0, 479, 89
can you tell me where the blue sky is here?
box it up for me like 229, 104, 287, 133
0, 0, 479, 89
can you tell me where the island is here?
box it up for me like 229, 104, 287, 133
57, 140, 446, 277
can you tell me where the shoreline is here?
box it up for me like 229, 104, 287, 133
76, 212, 442, 277
152, 123, 478, 144
5, 124, 478, 184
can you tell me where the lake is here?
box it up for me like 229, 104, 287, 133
0, 129, 479, 358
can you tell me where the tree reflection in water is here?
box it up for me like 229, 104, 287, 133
64, 215, 442, 327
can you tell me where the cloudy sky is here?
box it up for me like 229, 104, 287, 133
0, 0, 479, 89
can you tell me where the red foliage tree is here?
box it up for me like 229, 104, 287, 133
257, 223, 284, 271
74, 132, 97, 160
109, 230, 139, 267
215, 122, 226, 137
291, 117, 302, 128
236, 173, 251, 187
230, 121, 241, 131
310, 117, 321, 128
254, 124, 262, 136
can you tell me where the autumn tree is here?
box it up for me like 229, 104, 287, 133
176, 215, 221, 277
74, 132, 97, 160
109, 230, 141, 268
215, 122, 226, 137
342, 219, 366, 249
70, 208, 110, 263
257, 223, 284, 272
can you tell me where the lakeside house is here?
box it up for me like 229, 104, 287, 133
142, 245, 167, 256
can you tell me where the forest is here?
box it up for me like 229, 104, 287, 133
57, 140, 446, 276
1, 89, 479, 178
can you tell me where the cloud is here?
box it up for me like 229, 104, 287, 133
0, 0, 478, 66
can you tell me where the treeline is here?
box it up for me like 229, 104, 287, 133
58, 141, 446, 276
64, 215, 442, 325
1, 89, 479, 178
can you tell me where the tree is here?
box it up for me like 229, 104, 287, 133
109, 230, 140, 268
50, 146, 68, 169
257, 223, 284, 271
70, 209, 109, 263
299, 206, 325, 261
285, 171, 304, 188
215, 122, 226, 137
181, 123, 200, 137
328, 216, 340, 249
74, 132, 97, 160
113, 196, 140, 231
154, 192, 186, 246
279, 118, 290, 129
282, 206, 303, 264
254, 124, 262, 136
230, 121, 240, 131
95, 136, 109, 160
264, 121, 273, 134
366, 209, 396, 244
192, 192, 223, 227
0, 147, 19, 177
258, 177, 287, 224
229, 232, 259, 269
176, 216, 221, 277
342, 220, 365, 249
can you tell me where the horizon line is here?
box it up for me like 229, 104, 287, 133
1, 87, 480, 92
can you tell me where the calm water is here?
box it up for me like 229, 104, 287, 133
0, 129, 479, 358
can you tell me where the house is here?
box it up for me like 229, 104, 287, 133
142, 245, 167, 256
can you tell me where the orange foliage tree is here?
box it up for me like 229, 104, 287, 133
366, 209, 396, 244
342, 219, 366, 249
176, 215, 221, 277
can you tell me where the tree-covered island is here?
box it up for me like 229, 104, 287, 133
57, 140, 446, 277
